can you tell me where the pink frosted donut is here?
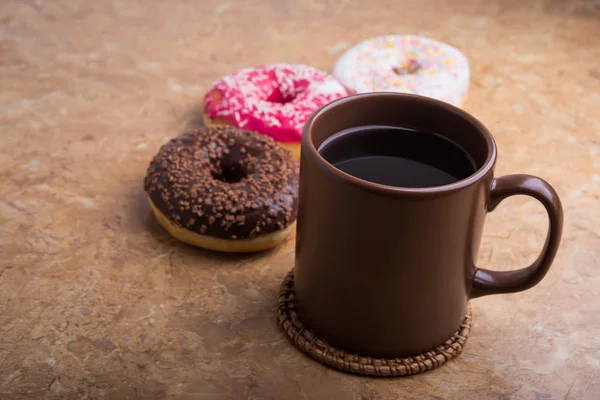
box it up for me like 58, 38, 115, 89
203, 64, 348, 156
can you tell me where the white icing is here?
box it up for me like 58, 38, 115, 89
332, 35, 470, 107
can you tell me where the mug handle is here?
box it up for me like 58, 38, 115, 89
470, 174, 564, 299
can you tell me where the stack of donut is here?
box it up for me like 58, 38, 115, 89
144, 35, 470, 253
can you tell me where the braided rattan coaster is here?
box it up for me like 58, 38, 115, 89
277, 269, 472, 377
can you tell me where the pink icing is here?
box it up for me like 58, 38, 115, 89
203, 64, 348, 143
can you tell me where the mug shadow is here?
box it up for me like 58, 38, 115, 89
543, 0, 599, 19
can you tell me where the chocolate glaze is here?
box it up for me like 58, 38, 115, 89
144, 126, 298, 240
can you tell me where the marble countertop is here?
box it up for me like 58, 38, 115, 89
1, 0, 599, 398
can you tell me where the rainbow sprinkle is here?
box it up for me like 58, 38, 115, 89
332, 35, 470, 107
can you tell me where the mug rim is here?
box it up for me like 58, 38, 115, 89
302, 92, 497, 196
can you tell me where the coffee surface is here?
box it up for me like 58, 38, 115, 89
318, 125, 476, 188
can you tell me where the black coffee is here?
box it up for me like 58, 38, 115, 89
318, 125, 476, 188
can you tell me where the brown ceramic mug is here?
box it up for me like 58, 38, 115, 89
294, 93, 563, 358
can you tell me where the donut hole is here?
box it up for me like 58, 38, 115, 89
212, 161, 247, 183
392, 59, 421, 75
266, 91, 296, 104
273, 96, 295, 104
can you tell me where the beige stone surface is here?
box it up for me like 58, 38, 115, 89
1, 0, 599, 398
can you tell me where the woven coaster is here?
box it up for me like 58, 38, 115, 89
277, 269, 472, 377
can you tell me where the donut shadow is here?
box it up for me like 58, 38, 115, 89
176, 239, 282, 264
127, 182, 280, 265
124, 182, 178, 244
179, 102, 206, 132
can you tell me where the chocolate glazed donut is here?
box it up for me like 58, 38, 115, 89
144, 126, 298, 252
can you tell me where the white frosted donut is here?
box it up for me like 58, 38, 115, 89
332, 35, 470, 107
